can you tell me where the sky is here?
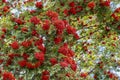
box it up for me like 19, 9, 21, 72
116, 4, 120, 8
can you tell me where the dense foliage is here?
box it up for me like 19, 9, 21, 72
0, 0, 120, 80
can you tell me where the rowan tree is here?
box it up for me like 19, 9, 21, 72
0, 0, 120, 80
